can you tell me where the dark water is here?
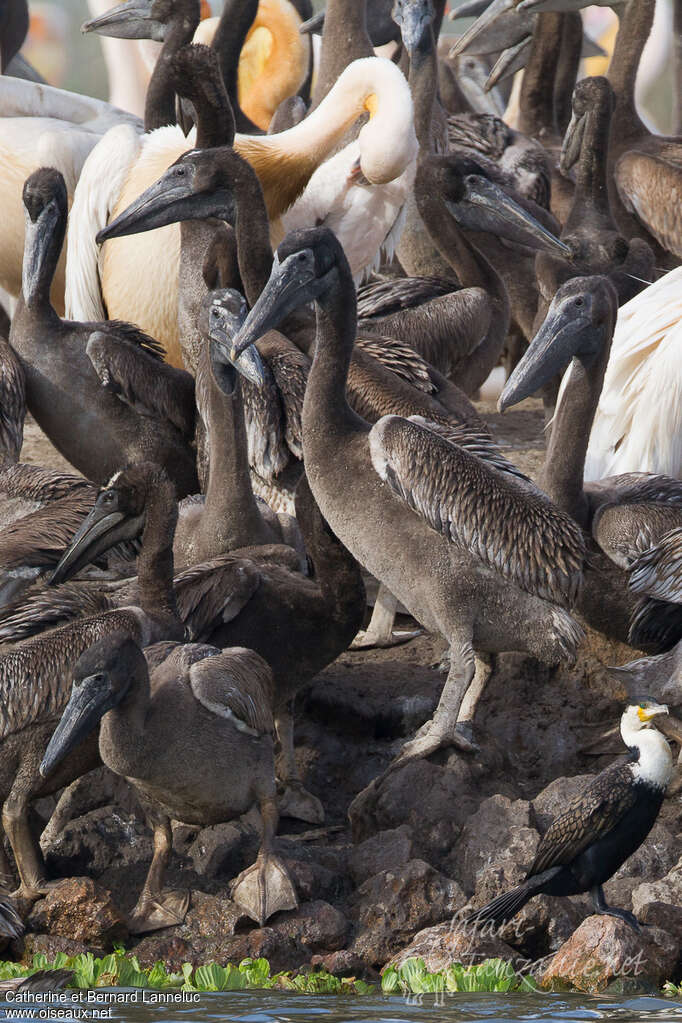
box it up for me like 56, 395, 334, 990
3, 991, 682, 1023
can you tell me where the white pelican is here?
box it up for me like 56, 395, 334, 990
583, 266, 682, 482
0, 77, 141, 313
66, 56, 417, 367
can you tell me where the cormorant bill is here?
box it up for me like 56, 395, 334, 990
464, 702, 672, 933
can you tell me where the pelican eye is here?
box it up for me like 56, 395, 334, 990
575, 297, 583, 307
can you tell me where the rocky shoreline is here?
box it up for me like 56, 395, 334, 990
7, 405, 681, 995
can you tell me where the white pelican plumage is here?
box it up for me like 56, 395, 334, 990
583, 266, 682, 482
0, 77, 141, 313
66, 57, 417, 367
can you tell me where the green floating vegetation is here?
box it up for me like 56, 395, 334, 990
0, 950, 373, 994
664, 982, 682, 998
381, 957, 539, 994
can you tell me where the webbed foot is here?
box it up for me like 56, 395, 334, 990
230, 851, 298, 926
128, 890, 190, 934
391, 715, 479, 768
600, 907, 641, 934
278, 782, 325, 824
351, 627, 422, 650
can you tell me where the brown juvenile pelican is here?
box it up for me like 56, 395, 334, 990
12, 168, 197, 495
41, 634, 298, 931
535, 76, 655, 314
520, 0, 682, 263
500, 276, 682, 650
0, 462, 185, 900
46, 454, 365, 825
466, 702, 672, 931
228, 222, 586, 761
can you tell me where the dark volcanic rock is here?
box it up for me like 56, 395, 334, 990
348, 859, 465, 966
349, 759, 479, 866
531, 775, 594, 831
188, 822, 259, 879
19, 934, 98, 963
270, 900, 349, 953
27, 878, 127, 947
348, 826, 414, 886
604, 821, 678, 909
284, 858, 345, 904
540, 915, 679, 993
310, 949, 374, 979
43, 807, 152, 878
133, 935, 195, 971
448, 794, 537, 894
184, 891, 247, 939
632, 862, 682, 942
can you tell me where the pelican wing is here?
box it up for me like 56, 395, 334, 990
616, 150, 682, 261
64, 123, 142, 323
86, 332, 195, 438
0, 338, 25, 464
584, 268, 682, 481
0, 464, 92, 505
357, 276, 453, 319
189, 647, 274, 736
369, 414, 585, 606
355, 335, 435, 394
174, 557, 262, 640
530, 763, 637, 875
629, 527, 682, 604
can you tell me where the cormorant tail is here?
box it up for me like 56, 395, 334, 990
0, 894, 24, 939
465, 882, 533, 926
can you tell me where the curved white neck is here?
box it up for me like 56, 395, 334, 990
622, 723, 673, 790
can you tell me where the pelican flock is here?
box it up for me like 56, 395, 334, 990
0, 0, 679, 992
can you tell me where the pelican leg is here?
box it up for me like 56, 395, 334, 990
3, 785, 48, 902
275, 704, 324, 825
455, 654, 492, 745
389, 640, 480, 768
128, 817, 188, 934
231, 795, 298, 926
351, 584, 423, 649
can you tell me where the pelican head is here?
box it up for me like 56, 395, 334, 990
82, 0, 198, 41
392, 0, 435, 56
560, 76, 614, 176
227, 227, 343, 363
499, 276, 617, 412
40, 634, 146, 778
449, 0, 529, 59
202, 288, 268, 390
419, 154, 572, 256
49, 463, 172, 585
97, 149, 238, 243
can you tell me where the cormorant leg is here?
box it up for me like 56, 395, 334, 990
275, 704, 324, 825
455, 654, 492, 745
590, 884, 641, 933
231, 795, 297, 926
390, 639, 478, 768
128, 817, 188, 934
351, 584, 422, 649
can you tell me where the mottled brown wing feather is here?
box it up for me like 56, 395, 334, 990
370, 415, 585, 606
0, 491, 96, 569
589, 473, 682, 507
357, 276, 453, 319
0, 464, 92, 504
0, 338, 25, 464
628, 527, 682, 604
616, 151, 682, 260
174, 557, 261, 640
356, 335, 435, 394
189, 647, 274, 735
86, 332, 195, 438
258, 335, 309, 461
529, 763, 637, 875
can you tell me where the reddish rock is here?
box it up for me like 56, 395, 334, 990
19, 933, 97, 963
27, 878, 127, 947
183, 890, 247, 939
540, 915, 678, 993
385, 919, 519, 972
349, 859, 466, 966
348, 826, 413, 886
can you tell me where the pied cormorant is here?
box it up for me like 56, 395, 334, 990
465, 702, 673, 932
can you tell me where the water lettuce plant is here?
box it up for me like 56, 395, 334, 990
381, 957, 539, 994
0, 951, 372, 993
